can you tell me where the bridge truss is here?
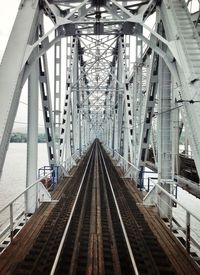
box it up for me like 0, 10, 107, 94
0, 0, 200, 215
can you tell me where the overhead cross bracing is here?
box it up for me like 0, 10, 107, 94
0, 0, 200, 229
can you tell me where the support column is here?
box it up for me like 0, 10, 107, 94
133, 32, 143, 167
78, 108, 82, 156
157, 55, 172, 218
113, 107, 118, 154
0, 1, 39, 178
72, 41, 79, 154
54, 36, 61, 163
77, 66, 84, 156
109, 117, 113, 149
26, 59, 39, 213
172, 82, 180, 176
82, 115, 86, 149
117, 43, 124, 153
124, 118, 129, 171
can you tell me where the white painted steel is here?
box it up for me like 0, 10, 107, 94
157, 30, 172, 218
39, 22, 57, 166
0, 0, 39, 177
54, 37, 62, 162
26, 45, 39, 214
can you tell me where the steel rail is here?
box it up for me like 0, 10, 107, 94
99, 147, 139, 275
50, 145, 95, 275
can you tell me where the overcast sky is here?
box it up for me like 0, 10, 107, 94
0, 1, 21, 61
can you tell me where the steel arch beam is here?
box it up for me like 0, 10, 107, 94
0, 0, 40, 177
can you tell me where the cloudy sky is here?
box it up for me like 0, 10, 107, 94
0, 1, 21, 61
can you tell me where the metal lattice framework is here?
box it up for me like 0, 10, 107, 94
1, 0, 200, 215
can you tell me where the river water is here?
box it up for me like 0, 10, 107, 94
0, 143, 48, 209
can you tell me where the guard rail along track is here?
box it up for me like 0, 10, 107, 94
14, 140, 177, 275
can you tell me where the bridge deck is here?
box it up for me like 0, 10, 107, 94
123, 179, 200, 275
0, 143, 199, 275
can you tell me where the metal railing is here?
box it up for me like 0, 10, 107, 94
61, 145, 91, 176
103, 144, 140, 178
147, 178, 200, 256
62, 151, 80, 173
38, 166, 60, 188
0, 172, 52, 245
113, 150, 139, 173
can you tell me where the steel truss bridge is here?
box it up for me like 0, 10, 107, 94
1, 0, 200, 256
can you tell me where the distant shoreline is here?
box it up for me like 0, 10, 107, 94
10, 132, 46, 143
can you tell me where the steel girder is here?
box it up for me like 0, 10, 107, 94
59, 37, 77, 166
0, 0, 40, 177
1, 0, 200, 204
39, 18, 57, 166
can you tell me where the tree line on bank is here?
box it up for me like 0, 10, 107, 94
10, 131, 186, 144
10, 132, 46, 143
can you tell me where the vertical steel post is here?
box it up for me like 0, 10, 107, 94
169, 198, 173, 231
157, 52, 172, 218
78, 109, 82, 156
36, 181, 39, 209
26, 54, 39, 213
117, 41, 123, 153
186, 212, 191, 253
139, 166, 144, 191
172, 81, 180, 177
10, 204, 13, 242
24, 192, 28, 223
72, 42, 78, 153
54, 34, 62, 163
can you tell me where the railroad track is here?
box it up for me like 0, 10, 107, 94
14, 140, 177, 275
